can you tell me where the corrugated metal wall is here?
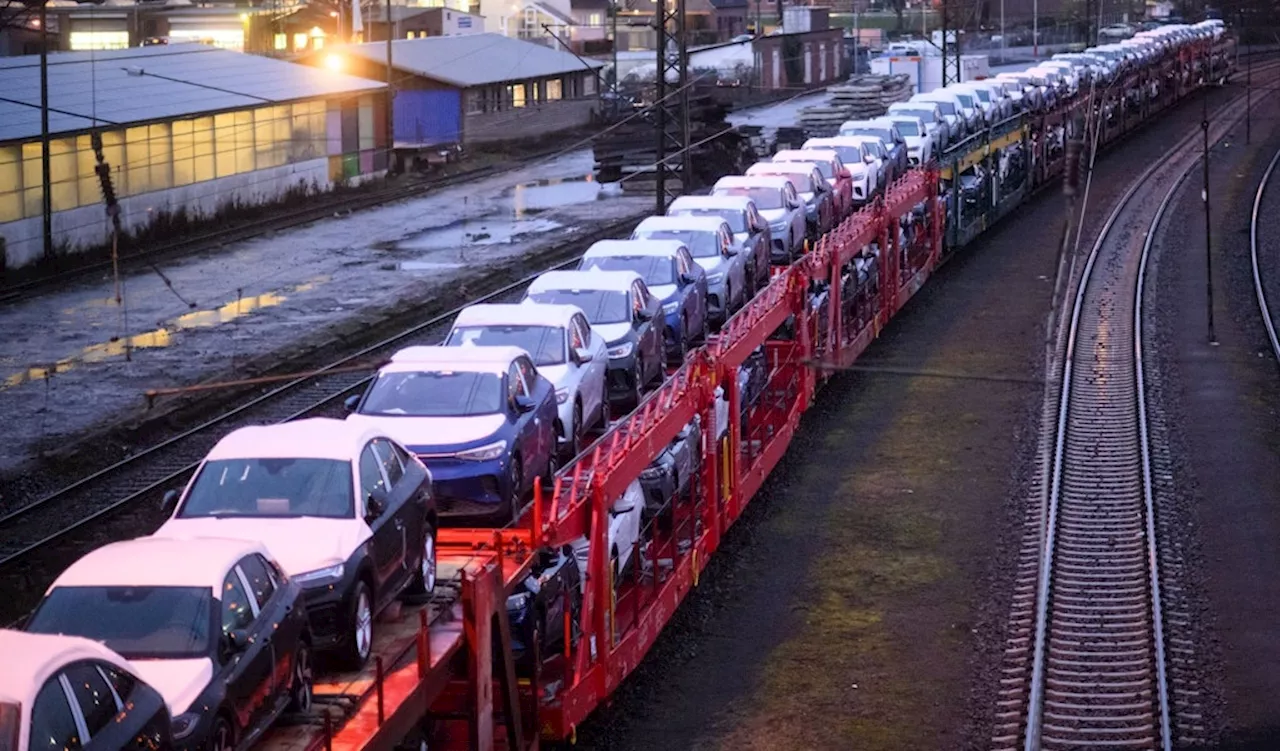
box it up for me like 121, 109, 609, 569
393, 90, 462, 147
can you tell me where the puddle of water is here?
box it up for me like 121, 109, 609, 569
394, 217, 563, 253
511, 175, 610, 218
2, 277, 328, 391
396, 261, 467, 272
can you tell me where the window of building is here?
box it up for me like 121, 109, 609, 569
357, 95, 375, 150
584, 74, 597, 95
192, 117, 215, 182
588, 12, 601, 25
124, 125, 151, 195
509, 83, 526, 108
68, 31, 128, 50
49, 138, 78, 212
274, 33, 287, 50
20, 142, 42, 217
294, 32, 308, 50
214, 112, 237, 178
546, 78, 562, 100
272, 104, 291, 167
466, 89, 485, 115
0, 146, 20, 222
75, 135, 98, 208
149, 122, 172, 192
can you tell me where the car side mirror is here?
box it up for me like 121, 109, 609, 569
864, 154, 875, 164
680, 272, 698, 286
635, 307, 653, 323
839, 168, 852, 179
573, 346, 593, 364
223, 629, 250, 659
514, 394, 538, 413
161, 489, 180, 514
365, 489, 387, 521
723, 245, 739, 257
344, 394, 361, 412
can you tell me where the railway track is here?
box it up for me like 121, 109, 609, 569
992, 79, 1275, 751
1250, 145, 1280, 362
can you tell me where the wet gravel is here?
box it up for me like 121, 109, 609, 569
1146, 89, 1280, 749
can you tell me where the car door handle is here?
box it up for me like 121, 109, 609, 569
395, 518, 404, 531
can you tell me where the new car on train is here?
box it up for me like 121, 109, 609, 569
664, 194, 772, 295
630, 215, 746, 325
346, 346, 557, 526
154, 419, 437, 669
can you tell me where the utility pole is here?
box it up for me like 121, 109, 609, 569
1202, 85, 1216, 344
384, 0, 395, 171
1242, 9, 1250, 143
39, 0, 52, 264
654, 0, 689, 214
612, 0, 618, 93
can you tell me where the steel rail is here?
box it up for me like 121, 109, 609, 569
0, 251, 596, 569
1250, 146, 1280, 361
1020, 89, 1264, 751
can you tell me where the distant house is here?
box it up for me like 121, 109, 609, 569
305, 34, 602, 147
360, 5, 486, 40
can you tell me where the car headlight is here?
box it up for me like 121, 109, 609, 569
456, 439, 508, 462
555, 388, 569, 404
171, 712, 201, 741
607, 342, 634, 359
640, 465, 665, 479
293, 563, 345, 587
706, 272, 724, 284
662, 302, 679, 314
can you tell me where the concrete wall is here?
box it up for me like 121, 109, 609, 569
2, 157, 334, 270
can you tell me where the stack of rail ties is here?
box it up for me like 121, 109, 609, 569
593, 94, 753, 190
797, 73, 914, 137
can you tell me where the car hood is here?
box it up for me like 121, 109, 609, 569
129, 658, 212, 716
694, 256, 725, 274
758, 208, 789, 224
538, 363, 570, 388
346, 413, 506, 450
904, 135, 927, 148
649, 284, 678, 302
595, 322, 634, 344
155, 516, 365, 576
733, 231, 751, 246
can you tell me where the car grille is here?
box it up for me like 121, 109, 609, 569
438, 496, 501, 516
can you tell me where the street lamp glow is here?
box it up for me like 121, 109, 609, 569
239, 12, 250, 21
324, 53, 344, 72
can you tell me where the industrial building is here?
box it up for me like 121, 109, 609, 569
309, 34, 602, 147
0, 43, 388, 271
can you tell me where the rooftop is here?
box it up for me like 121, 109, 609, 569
452, 302, 583, 329
634, 215, 731, 234
0, 43, 386, 144
526, 269, 643, 293
583, 238, 688, 259
328, 33, 603, 88
383, 344, 527, 374
0, 630, 133, 707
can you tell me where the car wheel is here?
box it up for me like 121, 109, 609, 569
508, 457, 524, 524
567, 403, 582, 461
208, 716, 234, 751
543, 451, 558, 488
680, 313, 691, 353
288, 643, 313, 714
338, 580, 374, 669
598, 397, 611, 432
405, 526, 437, 598
629, 358, 644, 410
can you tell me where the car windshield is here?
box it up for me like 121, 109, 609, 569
179, 458, 355, 518
893, 120, 921, 136
931, 100, 958, 115
670, 207, 747, 233
953, 92, 975, 108
360, 370, 503, 417
715, 186, 782, 209
526, 289, 630, 324
801, 160, 834, 179
637, 229, 721, 258
897, 108, 934, 122
971, 88, 992, 102
446, 325, 564, 366
763, 170, 812, 192
581, 255, 675, 285
27, 586, 212, 660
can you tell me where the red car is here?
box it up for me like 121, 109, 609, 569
772, 149, 855, 220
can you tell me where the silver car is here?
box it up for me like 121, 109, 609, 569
631, 215, 746, 325
665, 194, 772, 296
712, 175, 807, 263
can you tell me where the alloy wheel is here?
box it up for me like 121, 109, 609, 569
354, 589, 373, 662
422, 533, 436, 594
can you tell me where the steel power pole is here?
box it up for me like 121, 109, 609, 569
39, 0, 52, 264
385, 0, 395, 172
654, 0, 689, 214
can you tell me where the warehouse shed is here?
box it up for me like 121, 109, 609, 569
312, 34, 603, 147
0, 43, 388, 271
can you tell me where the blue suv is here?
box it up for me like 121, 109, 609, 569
578, 239, 708, 365
345, 345, 558, 526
